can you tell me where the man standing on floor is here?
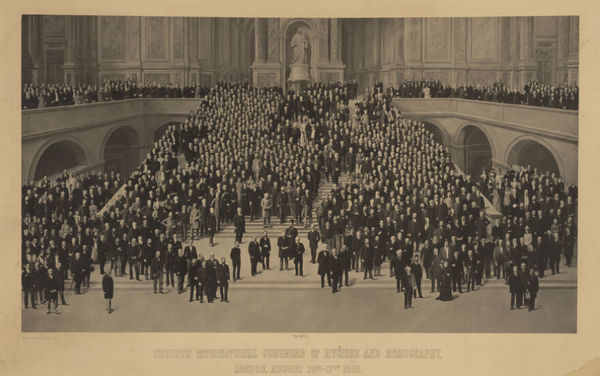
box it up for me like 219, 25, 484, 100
188, 258, 198, 302
410, 256, 423, 299
249, 237, 261, 276
317, 248, 331, 288
45, 268, 59, 314
102, 269, 114, 314
175, 248, 187, 294
278, 231, 289, 270
207, 207, 217, 247
507, 265, 522, 310
233, 207, 246, 243
230, 242, 241, 281
339, 245, 351, 287
22, 264, 36, 309
308, 225, 320, 264
526, 267, 539, 311
128, 238, 141, 281
330, 252, 342, 293
151, 250, 164, 294
294, 237, 305, 276
402, 266, 416, 309
260, 232, 271, 270
261, 193, 272, 228
217, 257, 230, 302
55, 261, 67, 306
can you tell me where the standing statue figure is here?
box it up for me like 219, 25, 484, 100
291, 30, 308, 65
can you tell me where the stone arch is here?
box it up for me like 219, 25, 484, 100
152, 119, 182, 142
31, 137, 90, 181
504, 135, 565, 177
455, 123, 496, 179
101, 125, 140, 178
419, 119, 450, 146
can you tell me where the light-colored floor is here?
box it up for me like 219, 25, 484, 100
21, 232, 577, 333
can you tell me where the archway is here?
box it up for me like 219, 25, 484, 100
421, 120, 448, 146
506, 138, 560, 176
456, 125, 493, 179
280, 18, 319, 90
33, 140, 88, 181
102, 126, 140, 178
153, 122, 176, 142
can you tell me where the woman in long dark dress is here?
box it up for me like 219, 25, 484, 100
437, 260, 453, 301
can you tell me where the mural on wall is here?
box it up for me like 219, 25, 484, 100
173, 18, 184, 59
100, 16, 124, 60
43, 16, 66, 38
126, 17, 140, 61
145, 17, 169, 60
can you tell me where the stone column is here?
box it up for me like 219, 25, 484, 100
63, 16, 78, 84
252, 18, 280, 88
567, 16, 579, 83
183, 17, 190, 85
254, 18, 267, 64
517, 16, 537, 88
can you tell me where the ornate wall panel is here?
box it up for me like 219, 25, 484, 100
405, 18, 422, 60
453, 18, 466, 62
125, 17, 140, 61
99, 16, 124, 61
468, 70, 496, 84
145, 17, 169, 60
144, 72, 171, 84
423, 70, 449, 83
383, 20, 395, 64
198, 18, 212, 60
44, 16, 66, 38
424, 18, 451, 62
173, 17, 184, 59
470, 18, 498, 61
268, 18, 279, 62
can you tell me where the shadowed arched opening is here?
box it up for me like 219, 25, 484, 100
421, 121, 447, 146
154, 122, 178, 142
456, 125, 493, 179
34, 140, 88, 181
507, 139, 560, 176
103, 126, 140, 178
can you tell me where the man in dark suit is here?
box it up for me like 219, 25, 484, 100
308, 226, 321, 264
329, 252, 342, 293
151, 250, 164, 294
207, 207, 217, 247
259, 232, 271, 269
248, 237, 261, 276
410, 256, 423, 298
339, 246, 351, 287
175, 248, 187, 294
317, 248, 331, 288
101, 269, 114, 314
45, 268, 59, 314
205, 258, 217, 302
217, 257, 230, 302
233, 207, 246, 243
187, 258, 198, 302
507, 265, 522, 309
361, 238, 374, 280
54, 262, 67, 306
127, 238, 141, 281
278, 231, 289, 270
526, 267, 539, 311
294, 237, 305, 276
183, 241, 197, 285
230, 242, 241, 281
22, 264, 36, 309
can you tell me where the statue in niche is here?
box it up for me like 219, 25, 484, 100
290, 29, 309, 65
288, 27, 310, 87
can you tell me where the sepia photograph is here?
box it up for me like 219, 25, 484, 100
19, 15, 579, 334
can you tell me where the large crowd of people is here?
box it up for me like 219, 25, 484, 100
391, 80, 579, 110
21, 79, 214, 110
22, 79, 577, 314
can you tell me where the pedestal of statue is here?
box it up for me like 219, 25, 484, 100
288, 63, 309, 93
